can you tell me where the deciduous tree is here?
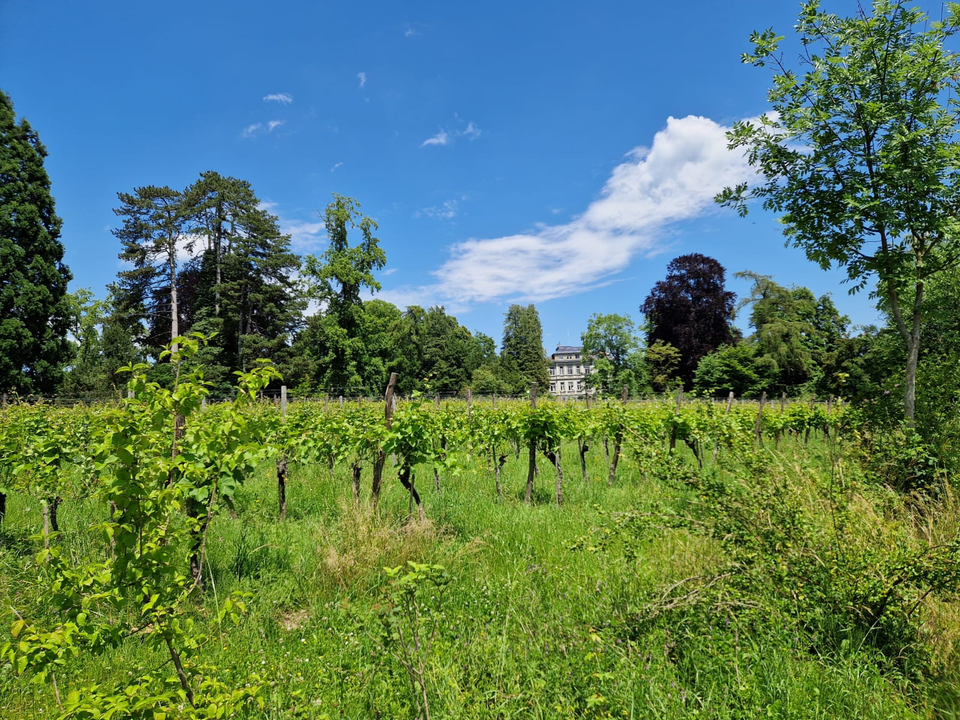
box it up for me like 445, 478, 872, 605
717, 0, 960, 425
640, 254, 736, 387
581, 313, 644, 396
302, 194, 386, 392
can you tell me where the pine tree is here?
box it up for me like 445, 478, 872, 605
0, 91, 73, 395
183, 172, 302, 376
112, 185, 188, 357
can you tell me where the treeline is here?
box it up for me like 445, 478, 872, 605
57, 185, 555, 399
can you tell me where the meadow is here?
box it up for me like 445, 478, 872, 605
2, 376, 959, 719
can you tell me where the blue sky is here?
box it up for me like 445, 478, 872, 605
3, 0, 923, 350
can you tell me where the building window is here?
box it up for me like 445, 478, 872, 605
578, 381, 583, 390
549, 367, 554, 375
550, 384, 556, 393
568, 366, 573, 375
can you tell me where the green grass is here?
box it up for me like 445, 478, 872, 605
0, 435, 952, 719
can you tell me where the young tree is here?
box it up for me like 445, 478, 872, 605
716, 0, 960, 425
0, 90, 73, 395
302, 194, 386, 392
640, 254, 736, 387
581, 313, 644, 396
501, 304, 549, 394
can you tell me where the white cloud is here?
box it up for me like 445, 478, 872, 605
416, 199, 459, 220
263, 93, 293, 104
330, 162, 343, 172
404, 28, 419, 38
282, 218, 326, 253
242, 123, 263, 138
267, 120, 285, 132
461, 121, 481, 140
427, 115, 755, 305
357, 72, 366, 89
421, 129, 449, 147
382, 267, 398, 276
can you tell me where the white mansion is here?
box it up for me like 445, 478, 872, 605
548, 345, 595, 398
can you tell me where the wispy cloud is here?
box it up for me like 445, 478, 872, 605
404, 28, 419, 38
357, 72, 366, 89
282, 219, 326, 253
461, 121, 481, 141
243, 120, 284, 138
415, 199, 460, 220
330, 162, 343, 173
383, 115, 755, 310
421, 129, 449, 147
263, 93, 293, 104
382, 267, 399, 276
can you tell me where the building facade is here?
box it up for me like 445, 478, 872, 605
548, 345, 594, 398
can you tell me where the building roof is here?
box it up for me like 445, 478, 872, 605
553, 345, 582, 353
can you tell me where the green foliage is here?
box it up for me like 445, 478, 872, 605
500, 304, 549, 394
1, 335, 276, 717
645, 341, 682, 394
581, 313, 645, 396
0, 90, 73, 395
718, 0, 960, 423
301, 194, 386, 393
640, 254, 737, 387
377, 562, 451, 719
693, 343, 773, 398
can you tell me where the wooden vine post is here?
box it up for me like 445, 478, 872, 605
277, 386, 289, 519
754, 391, 767, 446
525, 382, 538, 504
608, 384, 628, 486
712, 391, 734, 463
371, 373, 398, 512
669, 386, 683, 453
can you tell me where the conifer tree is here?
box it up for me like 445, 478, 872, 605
500, 304, 549, 394
0, 91, 73, 394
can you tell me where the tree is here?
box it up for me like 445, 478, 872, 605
113, 185, 188, 356
640, 254, 736, 387
716, 0, 960, 425
645, 341, 682, 394
0, 90, 73, 395
500, 304, 549, 394
302, 194, 386, 392
694, 343, 776, 398
736, 271, 849, 393
581, 313, 645, 396
182, 172, 303, 377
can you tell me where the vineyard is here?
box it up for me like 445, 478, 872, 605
1, 347, 958, 718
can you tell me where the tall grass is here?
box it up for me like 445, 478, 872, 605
1, 434, 955, 718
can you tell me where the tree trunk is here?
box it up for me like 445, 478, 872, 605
169, 249, 179, 354
525, 382, 537, 504
277, 456, 288, 519
0, 492, 6, 527
398, 465, 424, 522
351, 462, 362, 502
49, 496, 60, 534
608, 384, 628, 486
578, 439, 589, 482
372, 373, 398, 512
544, 448, 563, 506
